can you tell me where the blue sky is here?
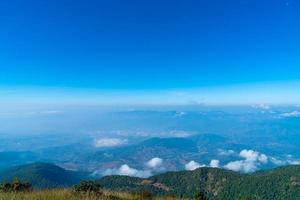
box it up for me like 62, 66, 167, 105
0, 0, 300, 105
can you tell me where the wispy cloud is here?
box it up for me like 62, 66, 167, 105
252, 104, 271, 110
279, 111, 300, 118
3, 81, 300, 105
270, 156, 300, 166
0, 109, 62, 118
93, 138, 128, 148
218, 149, 235, 156
174, 111, 186, 117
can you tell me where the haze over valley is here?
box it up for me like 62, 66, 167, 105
1, 105, 300, 178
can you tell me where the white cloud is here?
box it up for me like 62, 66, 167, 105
224, 160, 245, 172
224, 149, 268, 173
93, 138, 127, 148
258, 154, 268, 164
270, 156, 300, 166
253, 104, 270, 110
288, 160, 300, 165
239, 149, 268, 164
239, 149, 258, 160
103, 164, 152, 178
118, 165, 151, 177
224, 160, 258, 172
185, 161, 205, 171
286, 155, 300, 165
270, 157, 285, 165
101, 157, 166, 178
210, 160, 220, 168
174, 111, 186, 117
218, 149, 235, 156
170, 130, 192, 138
280, 111, 300, 118
40, 110, 61, 114
146, 157, 163, 169
11, 110, 63, 116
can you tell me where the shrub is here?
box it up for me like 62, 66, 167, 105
0, 178, 32, 192
139, 189, 153, 200
194, 191, 207, 200
163, 195, 177, 200
236, 197, 251, 200
73, 180, 102, 195
106, 194, 124, 200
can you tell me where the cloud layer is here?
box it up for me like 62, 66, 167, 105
98, 149, 297, 177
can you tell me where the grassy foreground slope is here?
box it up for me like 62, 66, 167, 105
0, 189, 176, 200
100, 165, 300, 200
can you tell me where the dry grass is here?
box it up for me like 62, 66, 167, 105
0, 189, 179, 200
0, 189, 128, 200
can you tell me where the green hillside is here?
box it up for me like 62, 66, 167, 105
0, 163, 85, 189
99, 165, 300, 200
1, 162, 300, 199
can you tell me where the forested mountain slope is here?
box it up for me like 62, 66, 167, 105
100, 165, 300, 200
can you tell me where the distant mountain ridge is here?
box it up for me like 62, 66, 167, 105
84, 134, 247, 173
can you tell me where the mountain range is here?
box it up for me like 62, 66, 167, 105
1, 162, 300, 199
